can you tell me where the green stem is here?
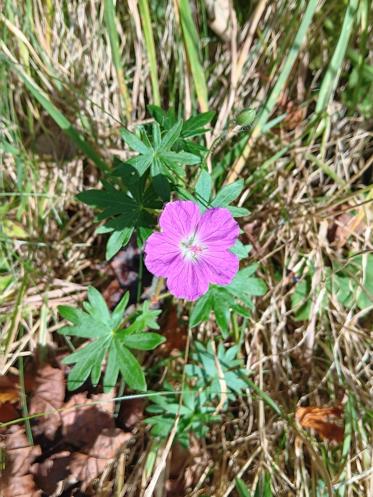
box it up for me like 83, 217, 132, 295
18, 353, 33, 444
137, 250, 143, 303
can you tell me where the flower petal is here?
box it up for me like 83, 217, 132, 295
197, 208, 239, 248
166, 261, 209, 301
159, 200, 201, 238
201, 249, 239, 286
144, 232, 181, 277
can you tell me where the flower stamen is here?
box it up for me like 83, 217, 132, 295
180, 233, 206, 262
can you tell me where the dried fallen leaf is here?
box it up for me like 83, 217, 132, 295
0, 425, 41, 497
0, 390, 19, 404
62, 392, 115, 447
32, 451, 71, 496
296, 406, 344, 443
0, 402, 20, 423
119, 398, 145, 430
159, 305, 187, 353
69, 428, 131, 491
333, 211, 366, 248
0, 375, 20, 423
102, 241, 154, 308
29, 365, 65, 439
205, 0, 232, 42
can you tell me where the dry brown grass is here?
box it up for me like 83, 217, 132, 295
1, 0, 372, 495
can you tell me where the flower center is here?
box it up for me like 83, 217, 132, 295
180, 233, 206, 262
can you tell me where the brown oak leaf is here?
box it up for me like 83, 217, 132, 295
30, 365, 65, 439
119, 398, 145, 430
62, 391, 115, 447
0, 402, 20, 423
32, 451, 71, 495
69, 428, 131, 491
0, 374, 20, 423
0, 425, 41, 497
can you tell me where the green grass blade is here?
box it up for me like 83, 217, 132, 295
104, 0, 132, 120
138, 0, 160, 106
227, 0, 318, 182
254, 0, 318, 134
1, 43, 109, 172
316, 0, 359, 113
178, 0, 209, 111
235, 478, 252, 497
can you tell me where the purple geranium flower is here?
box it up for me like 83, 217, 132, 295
144, 200, 240, 301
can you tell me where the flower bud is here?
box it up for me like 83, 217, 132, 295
236, 108, 256, 127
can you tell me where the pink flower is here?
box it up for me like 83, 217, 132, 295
144, 200, 240, 301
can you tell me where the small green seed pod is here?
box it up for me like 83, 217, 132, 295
236, 108, 256, 127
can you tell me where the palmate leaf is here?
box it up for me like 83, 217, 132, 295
77, 166, 162, 259
59, 288, 165, 392
184, 341, 248, 402
114, 119, 201, 219
191, 171, 250, 218
117, 120, 201, 182
190, 266, 267, 337
148, 105, 215, 151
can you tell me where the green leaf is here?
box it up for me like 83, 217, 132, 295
245, 278, 268, 296
120, 127, 150, 154
87, 286, 111, 323
58, 305, 81, 325
160, 120, 183, 149
211, 180, 244, 207
58, 307, 110, 338
213, 290, 231, 338
103, 344, 120, 392
190, 292, 213, 327
67, 343, 108, 391
151, 158, 171, 201
159, 150, 200, 166
182, 111, 215, 137
195, 170, 212, 207
111, 292, 130, 329
148, 105, 176, 128
77, 189, 137, 213
59, 288, 163, 392
78, 180, 157, 241
114, 339, 146, 391
356, 254, 373, 309
227, 206, 250, 217
106, 227, 134, 260
67, 358, 93, 390
126, 154, 153, 176
62, 336, 110, 365
230, 240, 252, 260
91, 346, 108, 386
124, 301, 161, 334
291, 279, 312, 321
227, 265, 264, 297
122, 332, 165, 350
189, 265, 267, 336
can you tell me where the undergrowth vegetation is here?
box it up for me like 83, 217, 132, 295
0, 0, 372, 496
